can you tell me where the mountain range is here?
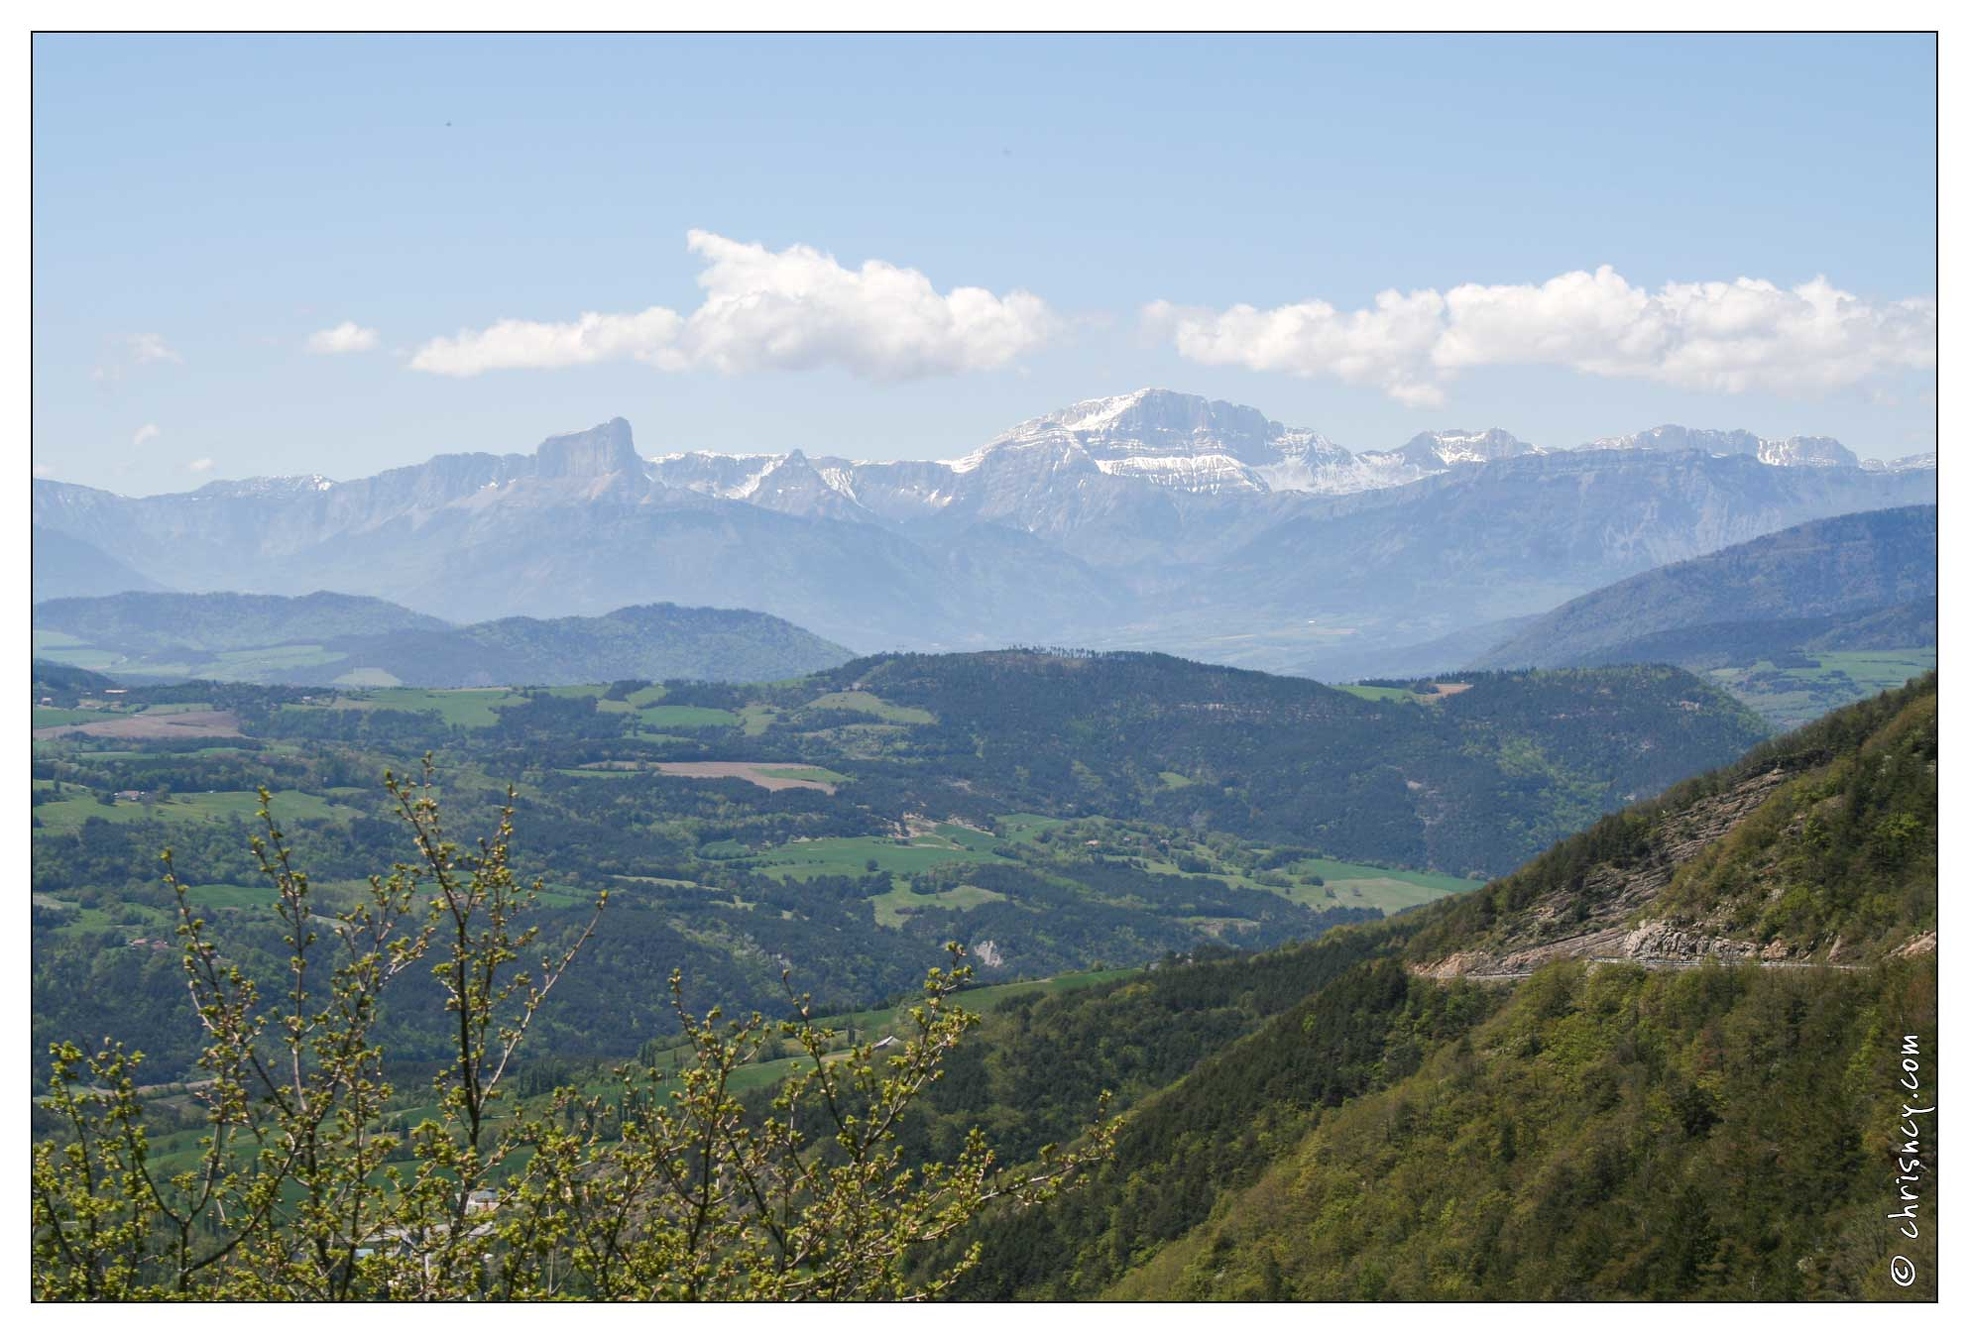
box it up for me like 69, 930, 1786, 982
31, 390, 1935, 677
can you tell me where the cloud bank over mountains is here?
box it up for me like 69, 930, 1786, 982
409, 230, 1059, 381
397, 240, 1932, 411
1148, 266, 1936, 406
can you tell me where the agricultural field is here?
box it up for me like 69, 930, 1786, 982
34, 629, 352, 682
868, 880, 1008, 927
803, 690, 935, 724
33, 708, 240, 743
995, 813, 1069, 844
753, 765, 850, 786
30, 787, 366, 833
1708, 647, 1936, 730
32, 707, 106, 728
655, 761, 846, 792
751, 824, 1002, 882
180, 882, 283, 910
637, 704, 741, 730
1333, 684, 1421, 704
1277, 856, 1484, 913
1333, 682, 1470, 705
1135, 847, 1479, 916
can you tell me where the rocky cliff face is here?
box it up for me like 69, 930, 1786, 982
1414, 676, 1937, 978
1414, 766, 1797, 978
532, 417, 642, 482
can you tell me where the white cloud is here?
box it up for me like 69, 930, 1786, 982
411, 307, 684, 376
32, 462, 53, 478
670, 230, 1058, 379
129, 332, 182, 365
410, 231, 1058, 380
306, 321, 381, 354
1150, 266, 1936, 403
132, 423, 160, 447
186, 457, 215, 473
92, 332, 183, 383
1145, 289, 1449, 407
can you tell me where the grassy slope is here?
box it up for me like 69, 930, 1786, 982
1707, 647, 1935, 730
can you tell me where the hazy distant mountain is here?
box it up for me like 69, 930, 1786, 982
30, 391, 1934, 671
31, 591, 853, 687
35, 590, 446, 653
31, 527, 166, 602
1473, 505, 1938, 669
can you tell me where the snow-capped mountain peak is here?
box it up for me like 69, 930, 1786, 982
1372, 428, 1539, 469
950, 388, 1362, 495
1756, 435, 1861, 469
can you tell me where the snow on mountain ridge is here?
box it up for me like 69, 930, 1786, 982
948, 388, 1363, 494
1588, 424, 1860, 469
76, 395, 1907, 522
192, 474, 340, 498
1093, 452, 1268, 494
1862, 452, 1936, 475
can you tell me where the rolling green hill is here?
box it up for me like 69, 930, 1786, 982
1476, 506, 1935, 669
814, 651, 1770, 877
1472, 507, 1935, 728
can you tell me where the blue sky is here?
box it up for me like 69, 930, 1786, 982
33, 33, 1937, 494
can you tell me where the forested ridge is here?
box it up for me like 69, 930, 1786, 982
916, 677, 1937, 1300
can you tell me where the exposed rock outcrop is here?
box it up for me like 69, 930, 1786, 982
1417, 766, 1797, 979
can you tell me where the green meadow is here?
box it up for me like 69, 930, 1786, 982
752, 826, 1001, 882
31, 788, 364, 832
804, 691, 935, 725
868, 880, 1007, 927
